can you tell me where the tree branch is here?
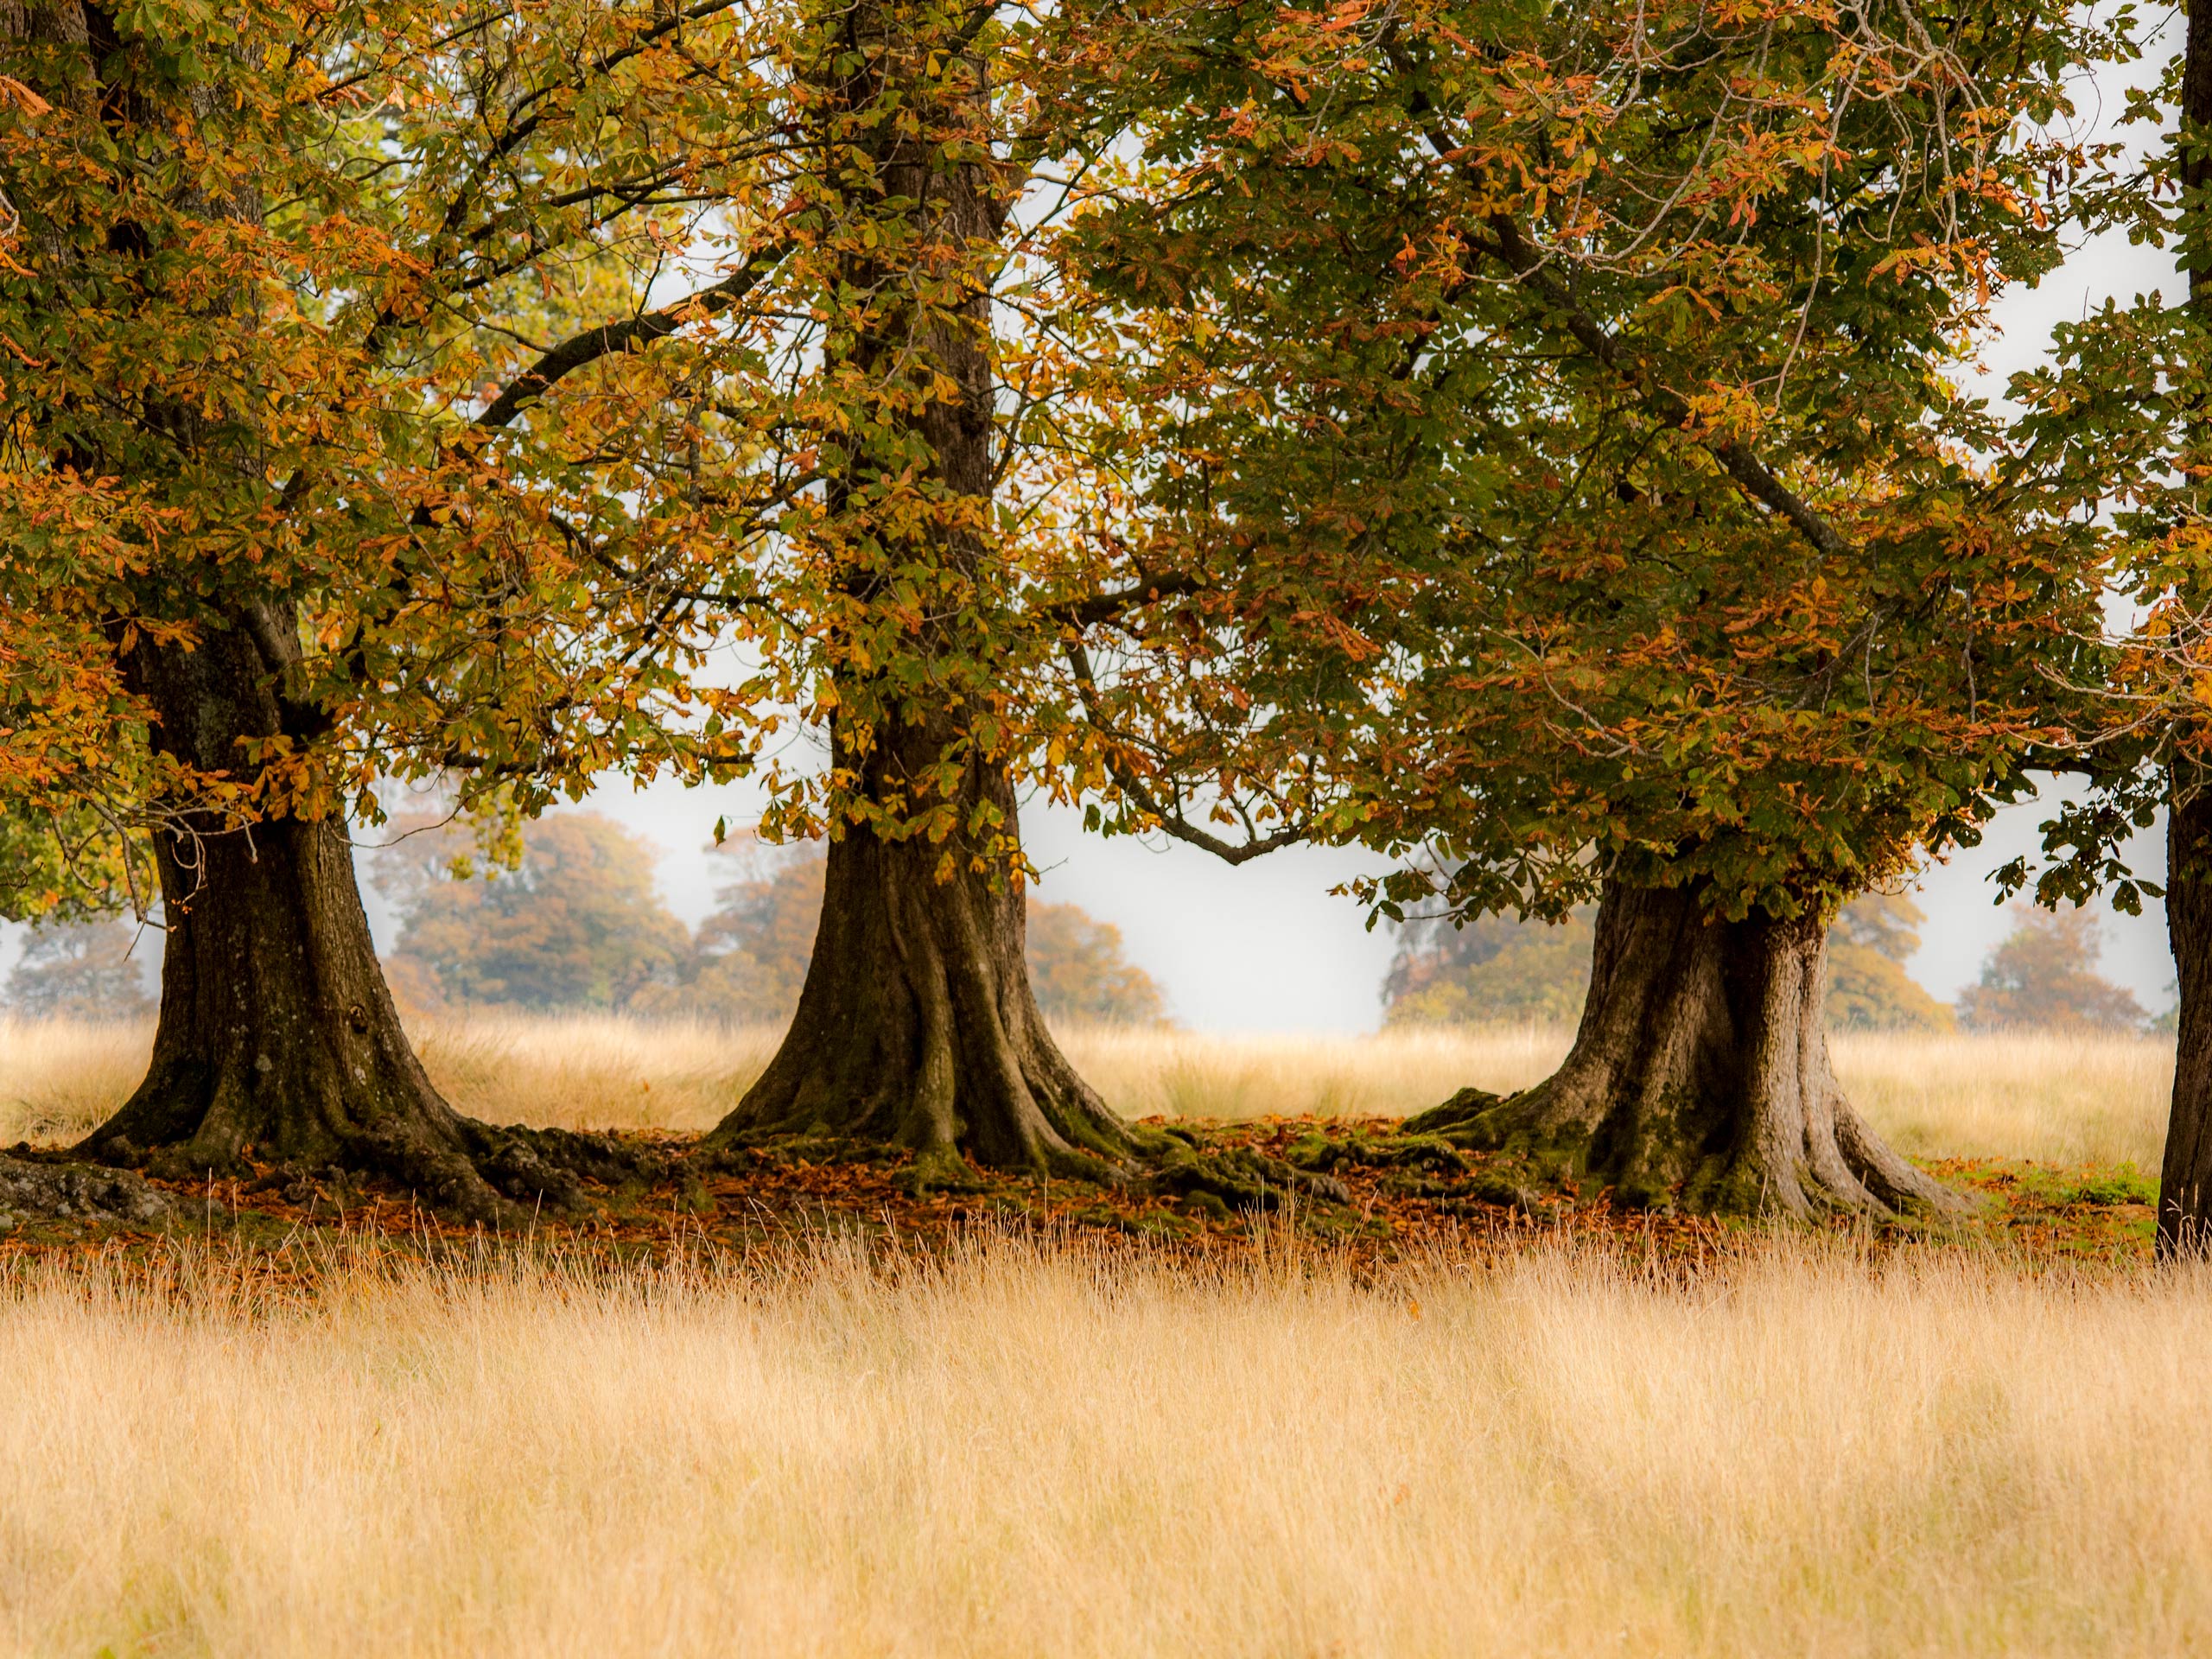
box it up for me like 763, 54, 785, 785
1041, 572, 1205, 630
473, 245, 785, 429
1059, 639, 1306, 866
1470, 213, 1850, 560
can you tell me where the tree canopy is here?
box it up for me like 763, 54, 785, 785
2, 0, 2117, 925
1043, 0, 2120, 924
0, 0, 774, 901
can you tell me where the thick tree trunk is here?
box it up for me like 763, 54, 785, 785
84, 618, 607, 1219
2161, 781, 2212, 1254
2158, 0, 2212, 1258
706, 725, 1129, 1179
701, 6, 1128, 1180
1408, 878, 1960, 1216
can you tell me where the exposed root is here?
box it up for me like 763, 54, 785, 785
0, 1151, 175, 1231
461, 1122, 673, 1205
1142, 1128, 1350, 1211
1403, 880, 1967, 1220
85, 1117, 671, 1227
1400, 1092, 1505, 1143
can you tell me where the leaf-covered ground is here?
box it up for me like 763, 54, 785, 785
0, 1118, 2161, 1274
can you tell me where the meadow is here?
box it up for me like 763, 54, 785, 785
0, 1018, 2196, 1656
0, 1014, 2176, 1166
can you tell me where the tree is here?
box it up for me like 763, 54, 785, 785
1826, 896, 1955, 1034
627, 836, 826, 1027
374, 814, 690, 1014
1026, 903, 1167, 1027
1956, 908, 2147, 1034
695, 2, 1170, 1180
1046, 0, 2116, 1211
1383, 912, 1595, 1029
3, 919, 155, 1020
1999, 0, 2212, 1249
0, 0, 773, 1209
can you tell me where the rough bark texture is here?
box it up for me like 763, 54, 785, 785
2158, 0, 2212, 1257
2163, 780, 2212, 1254
85, 620, 634, 1220
1408, 878, 1961, 1216
706, 8, 1128, 1179
708, 729, 1131, 1179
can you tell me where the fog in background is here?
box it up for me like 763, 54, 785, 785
0, 14, 2185, 1031
536, 775, 2179, 1033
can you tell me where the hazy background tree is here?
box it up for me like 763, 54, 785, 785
1826, 898, 1957, 1034
1026, 905, 1168, 1027
376, 816, 690, 1015
1958, 909, 2149, 1034
3, 920, 156, 1021
1383, 912, 1598, 1029
632, 839, 828, 1029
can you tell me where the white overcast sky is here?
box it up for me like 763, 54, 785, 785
3, 11, 2190, 1030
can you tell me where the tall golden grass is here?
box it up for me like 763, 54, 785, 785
1, 1235, 2209, 1656
0, 1019, 2196, 1653
0, 1014, 2176, 1166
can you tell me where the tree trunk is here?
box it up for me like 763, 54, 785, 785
84, 618, 605, 1220
2162, 780, 2212, 1254
702, 4, 1128, 1180
6, 3, 574, 1216
1408, 878, 1961, 1216
2158, 0, 2212, 1257
707, 726, 1129, 1179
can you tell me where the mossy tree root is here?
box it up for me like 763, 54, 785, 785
80, 815, 660, 1224
1407, 878, 1963, 1218
702, 759, 1135, 1186
1141, 1128, 1351, 1211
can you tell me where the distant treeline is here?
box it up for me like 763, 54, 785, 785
6, 845, 2151, 1037
1380, 893, 2148, 1035
4, 814, 1173, 1027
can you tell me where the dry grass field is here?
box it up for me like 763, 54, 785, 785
0, 1016, 2194, 1656
2, 1236, 2209, 1656
0, 1014, 2177, 1166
